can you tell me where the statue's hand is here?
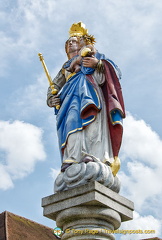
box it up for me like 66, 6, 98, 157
82, 57, 98, 68
47, 95, 60, 108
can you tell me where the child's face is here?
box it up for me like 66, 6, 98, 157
79, 37, 86, 48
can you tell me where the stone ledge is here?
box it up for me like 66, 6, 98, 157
42, 181, 134, 222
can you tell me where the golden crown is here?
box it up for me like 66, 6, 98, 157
69, 22, 96, 45
69, 22, 88, 37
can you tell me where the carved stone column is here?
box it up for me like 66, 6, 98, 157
42, 181, 134, 240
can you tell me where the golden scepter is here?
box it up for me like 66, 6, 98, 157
38, 53, 60, 110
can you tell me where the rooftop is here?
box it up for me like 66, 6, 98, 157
0, 211, 58, 240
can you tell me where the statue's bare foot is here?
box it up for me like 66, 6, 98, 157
81, 155, 94, 163
61, 162, 73, 172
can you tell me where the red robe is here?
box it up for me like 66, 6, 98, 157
87, 60, 125, 157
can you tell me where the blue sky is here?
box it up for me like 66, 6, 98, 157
0, 0, 162, 239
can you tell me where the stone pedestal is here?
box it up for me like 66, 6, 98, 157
42, 181, 134, 240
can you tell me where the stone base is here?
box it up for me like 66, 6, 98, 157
42, 181, 134, 240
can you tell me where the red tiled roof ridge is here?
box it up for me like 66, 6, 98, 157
1, 210, 53, 231
5, 211, 9, 240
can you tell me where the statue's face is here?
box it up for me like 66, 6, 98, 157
79, 37, 86, 48
66, 37, 79, 54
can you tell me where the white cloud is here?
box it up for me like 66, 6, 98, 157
0, 120, 46, 190
50, 168, 60, 180
119, 112, 162, 220
120, 211, 161, 240
0, 164, 14, 190
121, 113, 162, 168
119, 161, 162, 211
